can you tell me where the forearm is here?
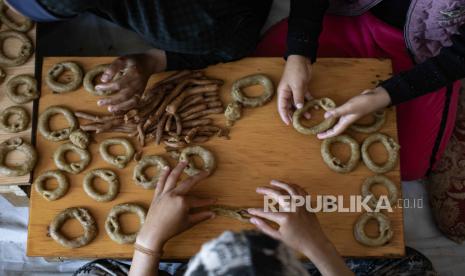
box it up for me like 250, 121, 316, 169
302, 240, 353, 276
129, 250, 161, 276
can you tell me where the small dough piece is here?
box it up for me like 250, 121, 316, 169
105, 203, 146, 244
49, 207, 97, 248
209, 205, 252, 223
361, 133, 400, 174
83, 64, 114, 96
99, 138, 134, 169
69, 129, 90, 149
354, 212, 393, 247
179, 146, 216, 176
292, 98, 337, 135
0, 137, 36, 176
0, 31, 33, 66
45, 61, 83, 93
350, 110, 386, 133
231, 74, 274, 107
361, 175, 399, 209
83, 169, 119, 202
53, 143, 91, 174
321, 134, 360, 173
6, 74, 38, 104
34, 170, 68, 201
224, 102, 242, 127
0, 105, 29, 133
38, 106, 78, 141
0, 0, 34, 32
133, 155, 169, 189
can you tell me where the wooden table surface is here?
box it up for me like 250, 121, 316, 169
27, 57, 404, 259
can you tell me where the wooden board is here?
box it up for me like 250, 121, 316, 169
28, 57, 404, 259
0, 14, 36, 186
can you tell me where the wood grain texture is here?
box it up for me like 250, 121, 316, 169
0, 17, 36, 186
27, 57, 404, 259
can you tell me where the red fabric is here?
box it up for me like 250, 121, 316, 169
254, 13, 460, 181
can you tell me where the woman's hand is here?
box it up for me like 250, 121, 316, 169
317, 86, 391, 139
96, 49, 167, 113
277, 55, 313, 125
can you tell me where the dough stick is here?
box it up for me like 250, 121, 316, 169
137, 123, 145, 147
183, 107, 224, 121
164, 114, 174, 132
204, 91, 218, 97
178, 95, 204, 112
184, 127, 200, 143
180, 103, 208, 119
155, 113, 169, 145
182, 118, 213, 128
166, 84, 219, 114
174, 114, 182, 136
192, 136, 210, 143
163, 140, 187, 148
204, 96, 220, 102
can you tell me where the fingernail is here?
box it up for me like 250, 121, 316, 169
108, 106, 114, 112
97, 100, 104, 106
250, 217, 258, 224
324, 112, 332, 119
163, 166, 170, 170
296, 103, 303, 109
101, 75, 109, 82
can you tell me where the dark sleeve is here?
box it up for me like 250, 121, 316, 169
165, 51, 230, 70
380, 25, 465, 105
285, 0, 329, 63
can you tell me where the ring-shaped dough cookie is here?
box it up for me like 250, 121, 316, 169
0, 105, 29, 133
321, 134, 360, 173
0, 66, 6, 84
83, 169, 119, 202
6, 74, 38, 104
83, 64, 117, 96
69, 129, 90, 149
34, 170, 68, 201
350, 110, 386, 133
0, 137, 36, 176
0, 31, 33, 66
105, 203, 146, 244
0, 1, 33, 32
38, 106, 78, 141
231, 74, 274, 107
133, 155, 169, 189
45, 62, 83, 93
354, 212, 393, 247
53, 143, 91, 174
361, 133, 399, 174
293, 98, 337, 135
49, 207, 97, 248
179, 146, 216, 176
362, 175, 399, 209
99, 138, 134, 169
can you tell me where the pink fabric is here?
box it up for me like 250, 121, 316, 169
254, 13, 460, 181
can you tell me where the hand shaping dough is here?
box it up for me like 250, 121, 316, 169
361, 175, 399, 209
361, 133, 399, 174
53, 143, 91, 174
321, 134, 360, 173
83, 64, 114, 96
6, 74, 38, 104
34, 170, 68, 201
69, 129, 90, 149
354, 212, 393, 247
0, 0, 34, 32
231, 74, 274, 107
0, 105, 29, 133
133, 155, 169, 189
0, 30, 33, 66
224, 102, 242, 127
209, 205, 252, 223
83, 169, 119, 202
0, 137, 36, 176
350, 110, 386, 133
105, 203, 146, 244
45, 61, 83, 93
99, 138, 134, 169
292, 98, 337, 135
179, 146, 216, 176
49, 207, 97, 248
38, 106, 78, 141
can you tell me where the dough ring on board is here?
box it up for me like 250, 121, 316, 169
53, 143, 91, 174
361, 175, 399, 209
0, 137, 36, 176
179, 146, 216, 176
231, 74, 274, 107
69, 129, 90, 149
45, 61, 83, 93
350, 110, 386, 133
354, 212, 393, 247
0, 1, 34, 32
105, 203, 146, 244
0, 31, 33, 66
99, 138, 134, 169
83, 169, 119, 202
0, 66, 6, 84
34, 170, 68, 201
133, 155, 169, 189
292, 98, 337, 135
209, 205, 252, 223
83, 64, 125, 96
38, 106, 78, 141
49, 207, 97, 248
361, 133, 399, 174
321, 134, 360, 173
6, 74, 38, 104
0, 105, 29, 133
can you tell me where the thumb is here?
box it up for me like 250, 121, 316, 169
292, 86, 306, 109
324, 103, 352, 119
101, 57, 126, 83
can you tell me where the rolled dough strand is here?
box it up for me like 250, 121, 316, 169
209, 205, 252, 223
182, 107, 224, 121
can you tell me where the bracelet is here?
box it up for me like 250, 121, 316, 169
134, 243, 163, 258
